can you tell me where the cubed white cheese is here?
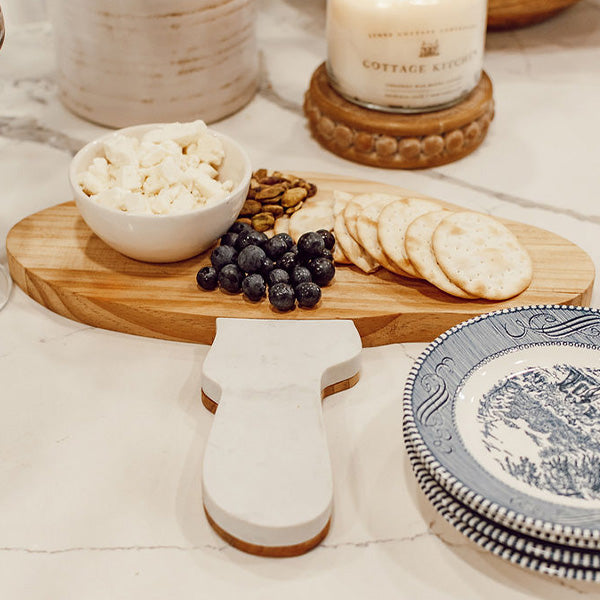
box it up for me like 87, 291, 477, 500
169, 185, 197, 213
186, 132, 225, 165
92, 188, 145, 212
141, 120, 207, 148
148, 188, 174, 215
103, 134, 140, 167
112, 164, 142, 192
191, 170, 227, 199
79, 120, 233, 215
78, 157, 110, 195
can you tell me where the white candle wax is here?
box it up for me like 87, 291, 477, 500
326, 0, 487, 113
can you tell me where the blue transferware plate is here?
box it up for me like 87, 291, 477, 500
406, 438, 600, 575
404, 305, 600, 545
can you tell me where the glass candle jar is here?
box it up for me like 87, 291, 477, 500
326, 0, 488, 113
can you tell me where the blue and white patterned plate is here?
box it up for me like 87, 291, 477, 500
404, 305, 600, 546
406, 439, 600, 573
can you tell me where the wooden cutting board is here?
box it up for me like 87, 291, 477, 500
6, 172, 594, 347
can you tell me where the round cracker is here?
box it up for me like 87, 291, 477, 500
378, 197, 441, 277
333, 242, 352, 264
273, 214, 290, 236
333, 190, 354, 216
404, 210, 476, 298
344, 193, 395, 243
334, 212, 379, 273
432, 211, 533, 301
331, 191, 353, 264
356, 198, 417, 278
288, 198, 334, 242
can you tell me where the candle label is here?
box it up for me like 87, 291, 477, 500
326, 2, 487, 112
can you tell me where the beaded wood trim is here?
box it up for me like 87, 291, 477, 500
304, 63, 494, 170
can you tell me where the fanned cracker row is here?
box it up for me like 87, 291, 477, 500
334, 212, 380, 273
332, 191, 353, 264
356, 197, 415, 277
404, 210, 476, 299
432, 211, 533, 301
377, 198, 442, 278
344, 194, 394, 243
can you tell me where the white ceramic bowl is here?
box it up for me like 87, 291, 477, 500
69, 123, 252, 263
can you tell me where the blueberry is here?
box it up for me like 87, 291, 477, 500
264, 235, 289, 261
218, 263, 244, 293
220, 232, 238, 247
297, 231, 325, 258
242, 273, 266, 302
316, 229, 335, 251
321, 248, 334, 262
236, 228, 268, 251
228, 221, 252, 235
277, 251, 298, 272
259, 256, 275, 279
295, 282, 322, 308
309, 257, 335, 286
237, 244, 266, 274
268, 268, 290, 286
290, 265, 312, 286
211, 244, 238, 272
289, 244, 298, 254
268, 282, 296, 311
196, 266, 218, 290
275, 232, 294, 251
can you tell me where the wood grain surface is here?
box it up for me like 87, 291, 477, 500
6, 172, 595, 347
487, 0, 581, 29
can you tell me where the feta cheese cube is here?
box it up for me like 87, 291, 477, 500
141, 120, 207, 148
138, 140, 181, 168
148, 188, 173, 215
92, 187, 143, 212
169, 185, 197, 213
186, 132, 225, 166
78, 157, 110, 195
191, 170, 226, 199
103, 134, 140, 167
112, 164, 142, 192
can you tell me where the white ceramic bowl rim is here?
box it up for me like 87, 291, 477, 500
69, 123, 252, 221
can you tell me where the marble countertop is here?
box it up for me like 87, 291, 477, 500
2, 0, 600, 597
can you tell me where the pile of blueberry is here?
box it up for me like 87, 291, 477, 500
196, 222, 336, 311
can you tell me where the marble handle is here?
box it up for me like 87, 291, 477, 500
200, 318, 362, 555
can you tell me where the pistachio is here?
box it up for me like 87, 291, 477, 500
301, 182, 317, 198
256, 183, 287, 201
259, 176, 290, 186
261, 203, 285, 218
281, 187, 308, 208
285, 203, 303, 215
242, 169, 318, 232
251, 212, 275, 232
240, 199, 262, 216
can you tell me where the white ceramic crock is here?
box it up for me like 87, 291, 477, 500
48, 0, 259, 128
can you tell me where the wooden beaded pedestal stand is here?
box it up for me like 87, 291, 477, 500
487, 0, 581, 29
304, 63, 494, 170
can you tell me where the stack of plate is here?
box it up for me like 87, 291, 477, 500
403, 304, 600, 581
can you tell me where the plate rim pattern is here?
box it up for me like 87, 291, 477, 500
403, 304, 600, 544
